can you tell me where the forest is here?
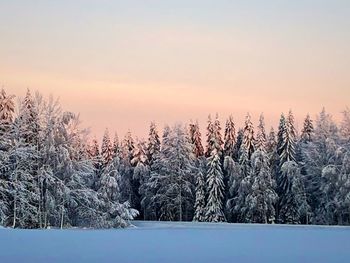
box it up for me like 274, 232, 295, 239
0, 88, 349, 228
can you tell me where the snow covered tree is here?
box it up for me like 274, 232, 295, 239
256, 113, 267, 152
335, 151, 350, 224
121, 130, 135, 162
266, 127, 279, 185
340, 107, 350, 143
0, 88, 15, 137
205, 149, 226, 222
193, 159, 207, 222
278, 161, 309, 224
88, 137, 99, 159
205, 114, 223, 157
97, 157, 138, 228
1, 119, 40, 228
303, 108, 341, 224
224, 155, 241, 222
277, 114, 286, 158
223, 115, 236, 158
147, 122, 161, 165
242, 113, 255, 159
232, 129, 243, 162
244, 150, 277, 223
118, 131, 138, 209
301, 114, 314, 143
131, 139, 149, 218
189, 120, 204, 158
113, 132, 120, 157
18, 89, 40, 146
232, 149, 252, 223
266, 128, 277, 155
279, 110, 297, 164
101, 129, 114, 166
148, 124, 196, 221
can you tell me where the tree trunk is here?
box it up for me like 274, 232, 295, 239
12, 194, 17, 228
60, 203, 64, 229
179, 187, 182, 222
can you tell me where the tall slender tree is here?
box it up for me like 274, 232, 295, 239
242, 113, 255, 159
189, 120, 205, 158
223, 115, 236, 158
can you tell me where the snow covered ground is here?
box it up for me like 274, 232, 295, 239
1, 221, 349, 263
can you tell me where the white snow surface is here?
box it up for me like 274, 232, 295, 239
1, 221, 349, 263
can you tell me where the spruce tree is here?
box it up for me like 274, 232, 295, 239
242, 113, 255, 159
113, 132, 120, 157
278, 161, 309, 224
277, 114, 286, 158
245, 150, 277, 223
256, 113, 267, 152
301, 114, 314, 143
205, 115, 214, 157
0, 88, 15, 137
193, 160, 207, 222
233, 129, 243, 162
101, 129, 114, 166
148, 124, 196, 221
266, 128, 277, 155
340, 107, 350, 143
189, 120, 204, 158
205, 149, 226, 222
147, 122, 161, 165
223, 115, 236, 158
335, 151, 350, 224
18, 89, 40, 146
279, 110, 297, 164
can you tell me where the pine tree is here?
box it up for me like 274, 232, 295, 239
18, 89, 40, 146
223, 115, 236, 158
147, 122, 161, 165
266, 128, 277, 155
302, 108, 340, 224
301, 114, 314, 143
256, 113, 267, 152
0, 88, 15, 137
224, 155, 241, 222
232, 146, 252, 223
205, 149, 226, 222
205, 115, 214, 157
148, 124, 196, 221
189, 120, 204, 158
279, 110, 297, 164
267, 127, 279, 185
245, 150, 277, 223
233, 129, 243, 162
101, 129, 114, 166
278, 161, 309, 224
131, 139, 149, 218
121, 130, 135, 162
242, 113, 255, 159
119, 131, 137, 209
97, 157, 138, 228
340, 107, 350, 143
335, 151, 350, 224
193, 159, 207, 222
113, 132, 120, 157
277, 114, 286, 158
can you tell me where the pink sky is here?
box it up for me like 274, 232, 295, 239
1, 1, 349, 140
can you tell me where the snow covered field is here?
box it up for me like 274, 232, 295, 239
1, 221, 349, 263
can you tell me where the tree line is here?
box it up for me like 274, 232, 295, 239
0, 88, 349, 228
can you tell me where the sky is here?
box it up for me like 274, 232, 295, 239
1, 0, 349, 139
